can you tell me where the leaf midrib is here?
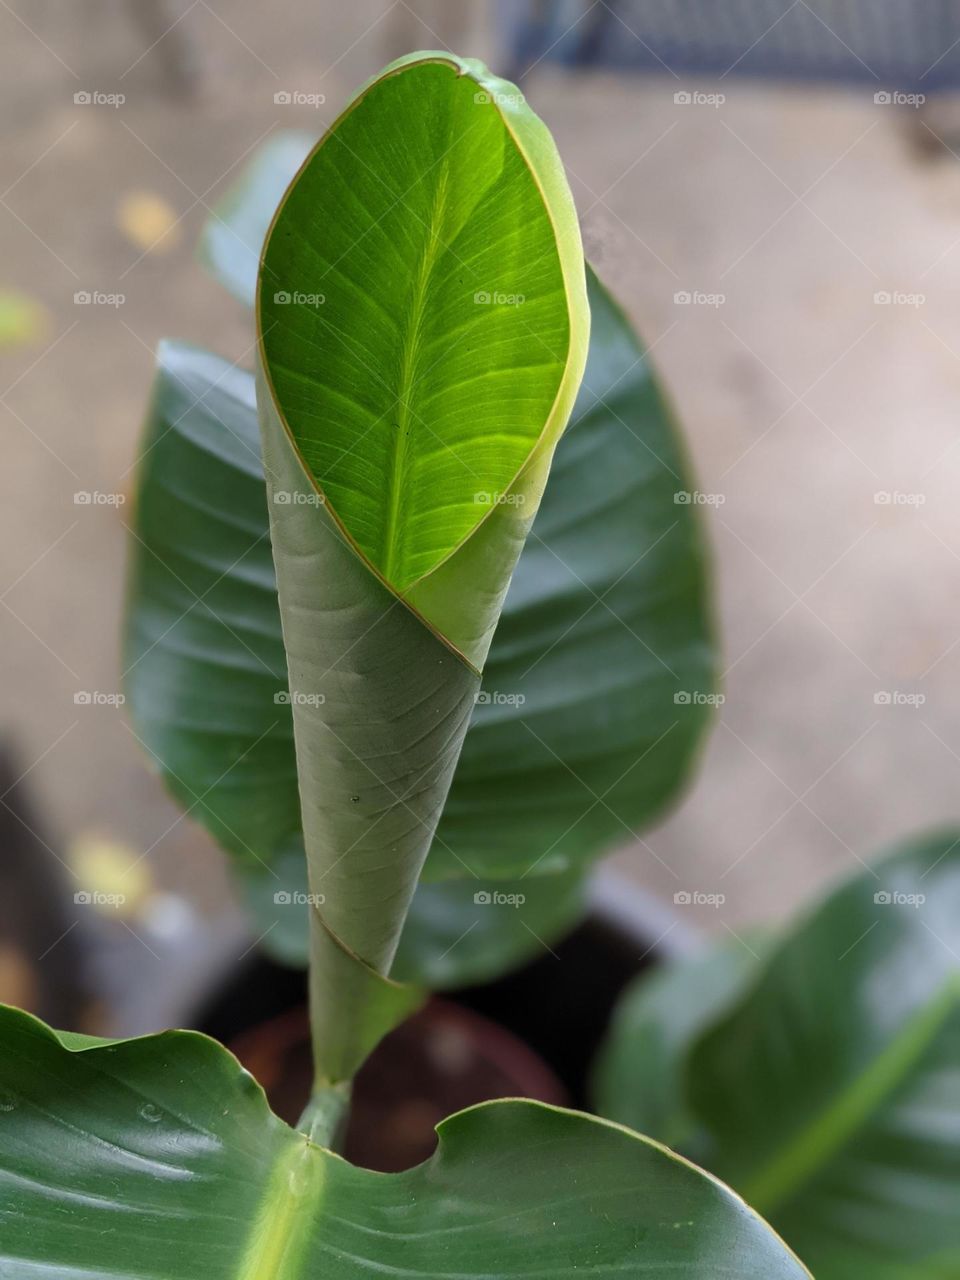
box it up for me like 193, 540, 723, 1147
237, 1137, 325, 1280
743, 977, 960, 1215
381, 159, 451, 588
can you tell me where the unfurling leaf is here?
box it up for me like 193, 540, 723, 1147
253, 53, 588, 1081
127, 224, 715, 983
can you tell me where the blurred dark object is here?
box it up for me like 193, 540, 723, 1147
127, 0, 201, 98
505, 0, 960, 91
199, 871, 695, 1169
230, 1000, 567, 1173
0, 742, 91, 1025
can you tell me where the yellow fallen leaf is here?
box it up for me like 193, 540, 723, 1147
0, 289, 49, 349
69, 832, 154, 918
117, 191, 181, 254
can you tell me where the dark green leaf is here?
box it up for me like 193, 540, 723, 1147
123, 341, 295, 864
124, 270, 715, 893
242, 846, 586, 986
200, 124, 717, 883
429, 268, 715, 880
593, 937, 759, 1149
600, 832, 960, 1278
0, 1004, 811, 1279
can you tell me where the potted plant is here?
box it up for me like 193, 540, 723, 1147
124, 57, 721, 1142
0, 52, 816, 1275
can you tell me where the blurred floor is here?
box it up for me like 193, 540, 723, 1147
2, 0, 960, 965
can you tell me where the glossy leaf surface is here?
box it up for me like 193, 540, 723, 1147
200, 123, 716, 881
593, 937, 759, 1149
241, 846, 587, 986
0, 1004, 810, 1280
125, 269, 714, 974
597, 833, 960, 1279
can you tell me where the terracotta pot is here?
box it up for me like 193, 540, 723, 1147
229, 997, 567, 1172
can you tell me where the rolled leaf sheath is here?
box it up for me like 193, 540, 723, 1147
256, 52, 588, 1082
257, 377, 473, 1077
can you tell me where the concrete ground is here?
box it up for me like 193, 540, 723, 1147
2, 1, 960, 1013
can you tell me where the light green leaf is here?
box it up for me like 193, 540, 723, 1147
0, 1003, 811, 1279
256, 52, 589, 666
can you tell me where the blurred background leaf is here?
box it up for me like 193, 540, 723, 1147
595, 832, 960, 1279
